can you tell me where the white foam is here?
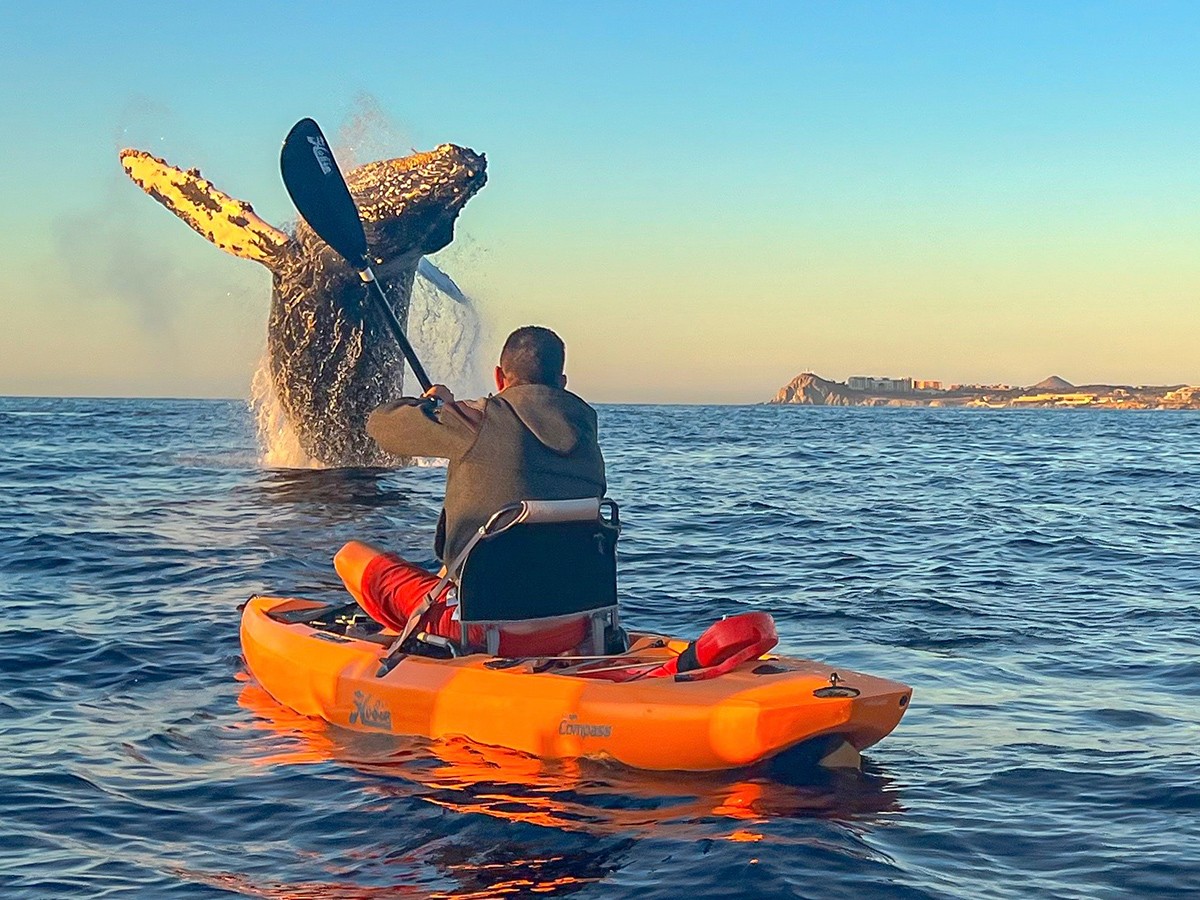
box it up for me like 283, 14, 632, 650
249, 262, 487, 469
408, 260, 489, 397
249, 355, 321, 469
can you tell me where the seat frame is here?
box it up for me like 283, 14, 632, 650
440, 497, 621, 657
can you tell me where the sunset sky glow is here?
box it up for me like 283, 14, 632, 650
1, 1, 1197, 403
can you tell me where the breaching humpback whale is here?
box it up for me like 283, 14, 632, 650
119, 141, 486, 466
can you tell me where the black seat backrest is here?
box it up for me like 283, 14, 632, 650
456, 500, 619, 624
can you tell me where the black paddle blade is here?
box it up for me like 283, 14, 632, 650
280, 118, 369, 267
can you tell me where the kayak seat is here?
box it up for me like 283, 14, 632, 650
449, 497, 621, 656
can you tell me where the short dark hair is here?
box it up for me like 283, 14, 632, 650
499, 326, 565, 386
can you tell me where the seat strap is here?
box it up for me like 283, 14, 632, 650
377, 587, 443, 676
376, 529, 487, 676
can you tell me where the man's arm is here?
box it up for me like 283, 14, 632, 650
367, 390, 482, 460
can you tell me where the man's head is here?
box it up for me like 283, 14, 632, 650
495, 326, 568, 391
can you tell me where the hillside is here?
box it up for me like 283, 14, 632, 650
767, 372, 1200, 409
770, 373, 861, 405
1031, 375, 1074, 391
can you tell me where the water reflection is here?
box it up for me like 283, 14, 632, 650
236, 682, 905, 843
227, 681, 905, 895
238, 467, 443, 578
250, 466, 408, 510
423, 838, 635, 899
183, 839, 631, 899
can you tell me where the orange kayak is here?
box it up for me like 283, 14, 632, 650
240, 595, 912, 772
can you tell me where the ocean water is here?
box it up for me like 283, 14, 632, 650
1, 396, 1197, 899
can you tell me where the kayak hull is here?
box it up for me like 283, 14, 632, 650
240, 595, 911, 772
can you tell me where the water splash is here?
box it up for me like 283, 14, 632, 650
334, 93, 414, 171
249, 263, 488, 468
249, 356, 319, 469
409, 260, 490, 397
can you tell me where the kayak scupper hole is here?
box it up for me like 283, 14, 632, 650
484, 658, 526, 670
752, 663, 791, 676
813, 686, 861, 698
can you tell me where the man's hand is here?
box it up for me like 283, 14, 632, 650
422, 384, 455, 405
417, 383, 482, 430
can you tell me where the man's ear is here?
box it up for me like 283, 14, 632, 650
559, 374, 568, 389
495, 366, 506, 391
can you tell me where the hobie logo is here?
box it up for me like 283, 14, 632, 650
558, 714, 612, 739
349, 690, 392, 730
307, 135, 333, 175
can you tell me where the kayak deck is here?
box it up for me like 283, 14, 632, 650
240, 595, 912, 772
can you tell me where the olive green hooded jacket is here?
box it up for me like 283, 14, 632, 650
367, 384, 606, 564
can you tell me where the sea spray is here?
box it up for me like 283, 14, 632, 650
249, 266, 488, 468
407, 263, 490, 398
250, 354, 318, 468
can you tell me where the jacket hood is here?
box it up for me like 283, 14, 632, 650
494, 384, 595, 455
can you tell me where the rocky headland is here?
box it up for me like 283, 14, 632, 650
768, 373, 1200, 410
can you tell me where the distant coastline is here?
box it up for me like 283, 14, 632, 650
768, 373, 1200, 409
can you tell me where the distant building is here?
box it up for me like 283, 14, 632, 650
1012, 393, 1097, 406
848, 376, 913, 393
958, 383, 1011, 392
913, 380, 943, 392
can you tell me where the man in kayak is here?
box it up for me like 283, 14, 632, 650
333, 325, 607, 654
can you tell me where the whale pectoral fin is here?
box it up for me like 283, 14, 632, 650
119, 148, 289, 266
417, 258, 469, 304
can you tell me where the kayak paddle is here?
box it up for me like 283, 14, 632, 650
280, 118, 434, 393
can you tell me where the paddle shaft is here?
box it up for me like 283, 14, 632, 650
281, 118, 441, 398
360, 266, 433, 393
362, 265, 475, 429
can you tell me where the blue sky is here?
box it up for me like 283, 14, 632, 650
1, 1, 1197, 400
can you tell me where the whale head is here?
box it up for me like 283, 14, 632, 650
334, 144, 488, 266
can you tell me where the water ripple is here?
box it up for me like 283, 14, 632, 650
0, 398, 1197, 897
